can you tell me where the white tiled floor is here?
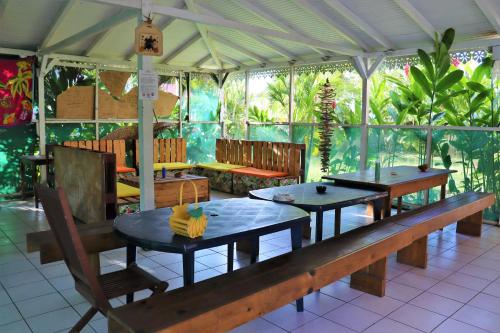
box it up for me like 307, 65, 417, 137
1, 193, 500, 332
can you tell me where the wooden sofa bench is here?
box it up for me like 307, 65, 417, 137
136, 138, 192, 173
107, 191, 494, 333
63, 139, 136, 174
192, 139, 306, 194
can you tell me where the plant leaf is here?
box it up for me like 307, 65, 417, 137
441, 28, 455, 50
418, 49, 434, 81
410, 66, 432, 97
471, 57, 493, 82
466, 81, 487, 92
436, 70, 463, 91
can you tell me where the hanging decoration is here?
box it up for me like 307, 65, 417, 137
135, 15, 163, 56
317, 79, 337, 174
0, 58, 33, 126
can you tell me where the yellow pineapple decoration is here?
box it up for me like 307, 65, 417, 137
169, 180, 207, 238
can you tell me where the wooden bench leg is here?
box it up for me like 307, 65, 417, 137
397, 236, 427, 268
350, 257, 386, 297
457, 211, 483, 237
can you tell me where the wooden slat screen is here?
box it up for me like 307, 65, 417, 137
215, 139, 306, 180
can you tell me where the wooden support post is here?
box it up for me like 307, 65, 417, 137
397, 236, 427, 268
350, 257, 386, 297
457, 211, 483, 237
397, 196, 403, 214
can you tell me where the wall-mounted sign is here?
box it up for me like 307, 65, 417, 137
134, 17, 163, 56
139, 70, 158, 101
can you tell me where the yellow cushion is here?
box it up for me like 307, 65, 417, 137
196, 162, 246, 172
153, 162, 193, 171
117, 182, 140, 198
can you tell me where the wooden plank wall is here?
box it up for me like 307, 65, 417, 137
215, 139, 306, 179
63, 139, 127, 167
135, 138, 187, 164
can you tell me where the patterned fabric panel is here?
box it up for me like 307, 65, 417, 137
191, 167, 234, 193
232, 174, 298, 196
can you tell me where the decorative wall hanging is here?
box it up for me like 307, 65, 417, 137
135, 16, 163, 56
0, 58, 33, 126
317, 79, 337, 174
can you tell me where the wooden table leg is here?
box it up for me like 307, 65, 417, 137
315, 210, 323, 243
440, 184, 446, 200
31, 163, 40, 208
182, 252, 195, 286
397, 236, 427, 268
383, 196, 392, 218
397, 196, 402, 215
20, 161, 26, 200
350, 257, 387, 297
250, 237, 259, 264
290, 224, 304, 312
236, 237, 260, 259
126, 244, 136, 303
372, 198, 383, 221
227, 243, 234, 272
334, 209, 341, 236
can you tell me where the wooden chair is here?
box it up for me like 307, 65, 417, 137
35, 184, 168, 332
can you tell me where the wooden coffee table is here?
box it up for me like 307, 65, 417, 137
120, 174, 210, 208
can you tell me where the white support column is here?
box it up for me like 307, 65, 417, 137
219, 72, 225, 138
288, 66, 295, 143
178, 71, 183, 137
244, 70, 249, 140
38, 56, 48, 157
95, 66, 100, 139
355, 56, 385, 170
138, 0, 155, 211
358, 58, 369, 170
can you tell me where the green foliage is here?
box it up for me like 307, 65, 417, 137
0, 124, 37, 197
410, 28, 465, 125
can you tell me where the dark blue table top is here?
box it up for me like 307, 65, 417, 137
114, 198, 310, 253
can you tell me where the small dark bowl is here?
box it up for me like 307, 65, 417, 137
316, 185, 327, 194
418, 164, 429, 172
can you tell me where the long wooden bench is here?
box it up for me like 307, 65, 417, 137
107, 192, 494, 333
193, 139, 306, 194
26, 221, 125, 273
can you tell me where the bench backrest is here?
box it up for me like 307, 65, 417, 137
53, 145, 117, 223
107, 192, 495, 333
63, 139, 127, 167
135, 138, 187, 165
216, 139, 306, 179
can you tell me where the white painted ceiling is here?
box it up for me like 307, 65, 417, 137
0, 0, 499, 71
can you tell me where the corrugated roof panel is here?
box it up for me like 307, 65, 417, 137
258, 0, 357, 49
46, 1, 123, 52
411, 0, 494, 36
199, 0, 283, 31
86, 19, 136, 59
168, 39, 209, 66
341, 0, 425, 41
208, 26, 286, 61
0, 0, 64, 50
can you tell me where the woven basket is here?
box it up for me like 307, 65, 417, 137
169, 180, 207, 238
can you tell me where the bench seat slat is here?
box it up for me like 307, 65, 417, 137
108, 192, 495, 333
